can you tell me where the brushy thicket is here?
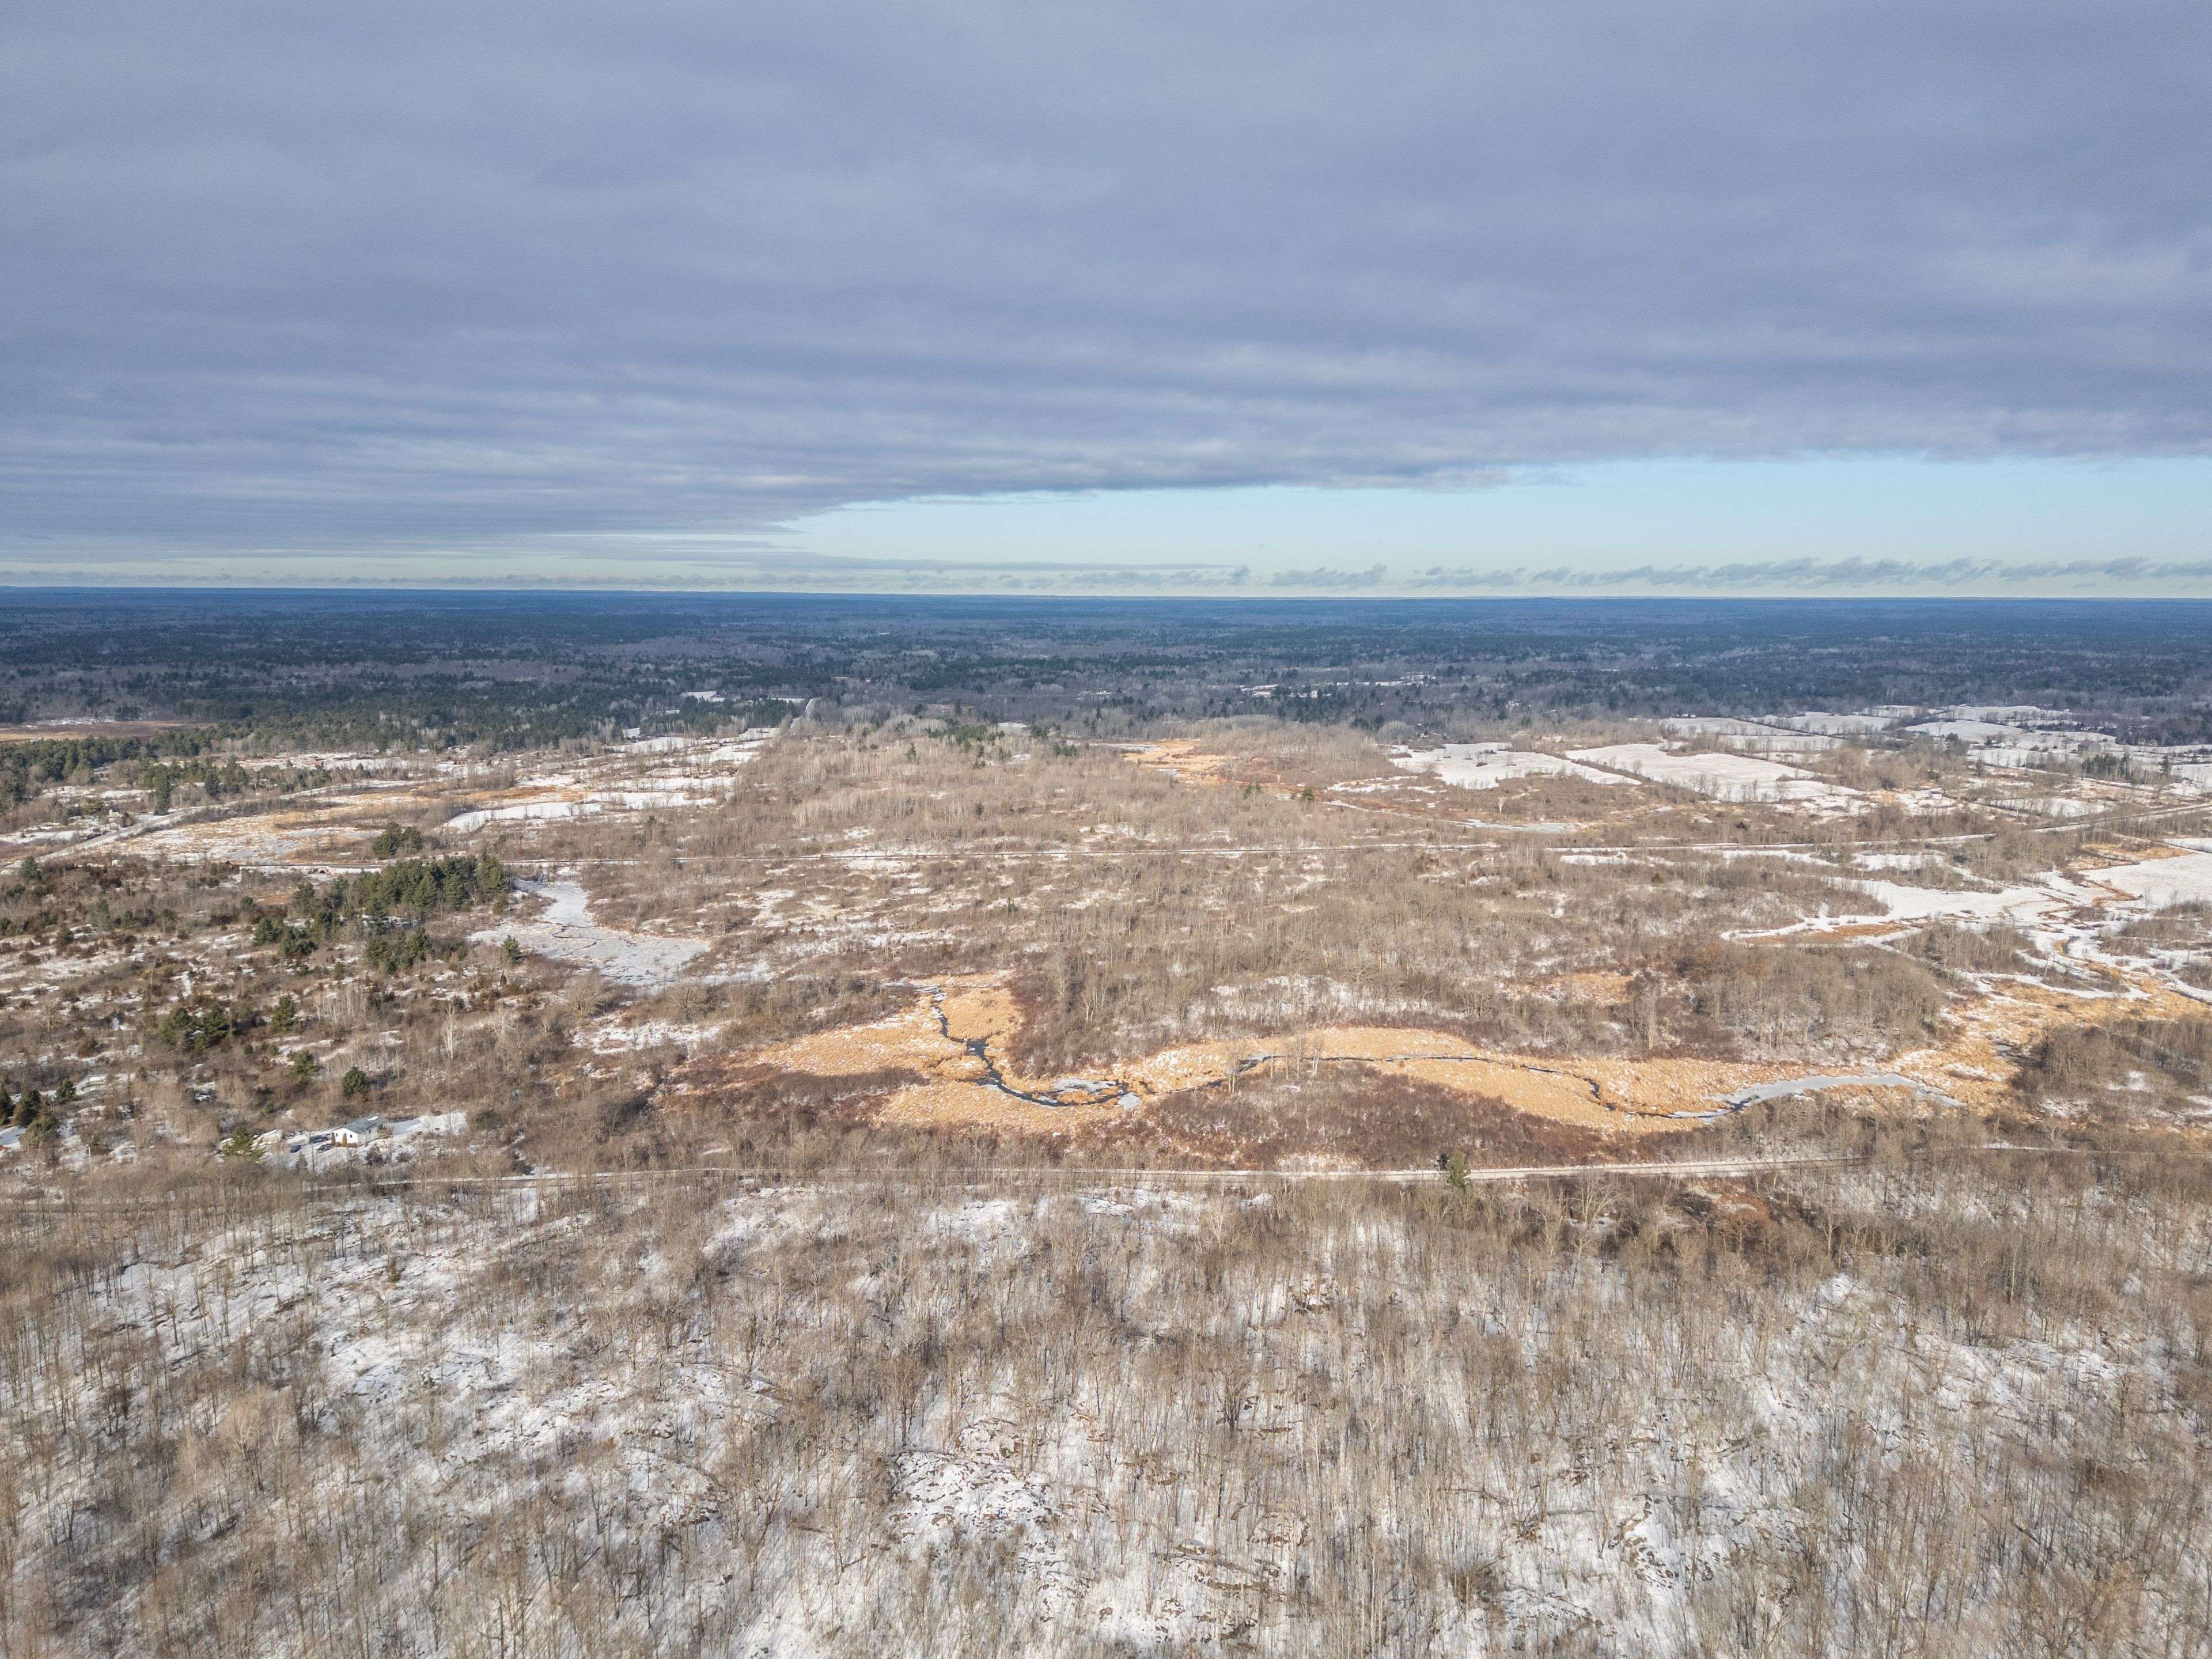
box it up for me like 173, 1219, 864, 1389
3, 1119, 2208, 1657
552, 729, 1981, 1072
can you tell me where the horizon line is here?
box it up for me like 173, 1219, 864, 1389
10, 582, 2212, 605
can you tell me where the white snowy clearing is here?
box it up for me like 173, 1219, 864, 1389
1657, 719, 1842, 756
1997, 796, 2105, 818
1846, 877, 2077, 924
1658, 717, 1787, 737
1907, 718, 2031, 743
2096, 849, 2212, 910
1770, 711, 1898, 734
442, 799, 599, 833
1567, 744, 1861, 808
474, 876, 709, 986
1389, 744, 1634, 790
1728, 874, 2082, 940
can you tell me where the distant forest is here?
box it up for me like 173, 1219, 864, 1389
8, 589, 2212, 746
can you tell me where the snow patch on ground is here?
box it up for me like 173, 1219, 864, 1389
1847, 878, 2065, 923
475, 876, 709, 986
444, 800, 597, 833
1772, 711, 1898, 734
1855, 850, 1952, 872
1391, 744, 1633, 790
1568, 744, 1862, 808
579, 1018, 728, 1054
1998, 796, 2104, 818
2097, 850, 2212, 910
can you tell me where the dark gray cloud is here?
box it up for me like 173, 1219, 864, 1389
4, 1, 2209, 565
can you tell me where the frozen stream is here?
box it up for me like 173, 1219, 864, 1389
1714, 1073, 1965, 1112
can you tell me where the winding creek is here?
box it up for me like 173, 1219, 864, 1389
911, 983, 1979, 1127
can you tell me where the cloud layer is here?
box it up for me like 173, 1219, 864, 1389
5, 1, 2209, 572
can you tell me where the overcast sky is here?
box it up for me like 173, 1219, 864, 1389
5, 0, 2209, 592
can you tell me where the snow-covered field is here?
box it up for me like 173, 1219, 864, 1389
1658, 717, 1786, 737
442, 798, 600, 833
1908, 718, 2035, 743
2098, 849, 2212, 909
1658, 717, 1841, 756
1391, 743, 1633, 790
1847, 877, 2072, 924
1569, 743, 1861, 808
1770, 711, 1897, 734
1728, 872, 2088, 941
